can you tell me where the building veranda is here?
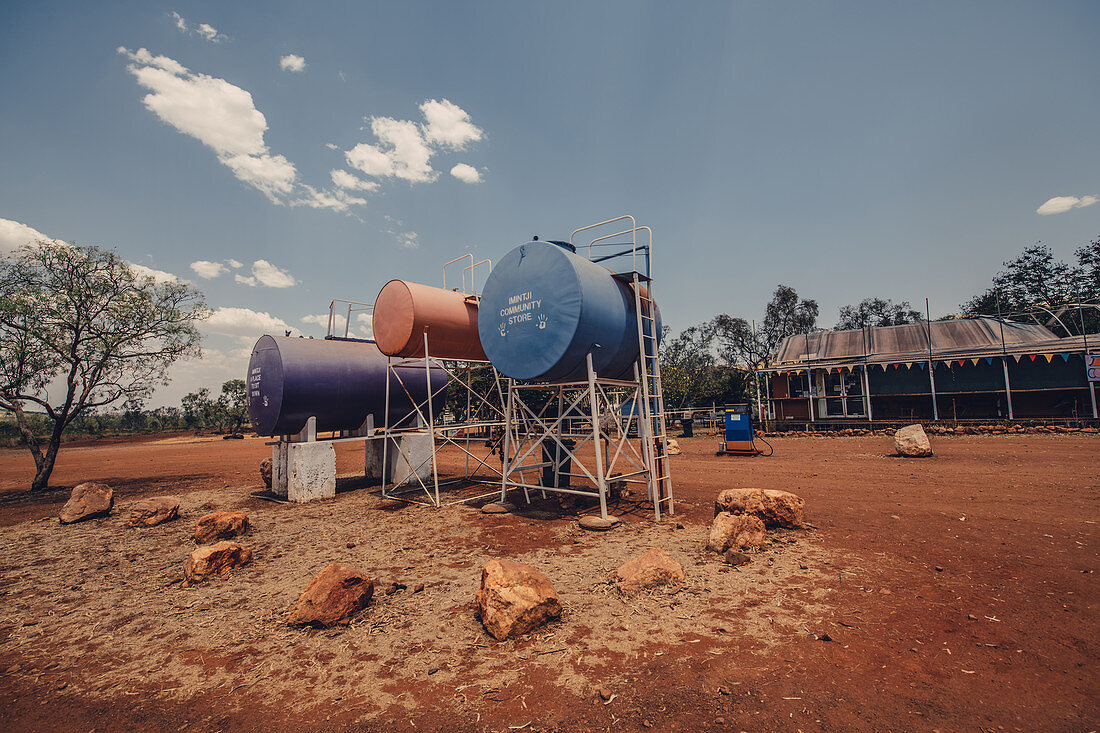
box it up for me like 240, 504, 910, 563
760, 317, 1099, 425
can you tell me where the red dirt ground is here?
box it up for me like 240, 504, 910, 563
0, 432, 1096, 731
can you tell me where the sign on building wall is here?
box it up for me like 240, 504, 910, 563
1087, 354, 1100, 382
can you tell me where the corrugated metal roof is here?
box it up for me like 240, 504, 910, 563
770, 317, 1097, 367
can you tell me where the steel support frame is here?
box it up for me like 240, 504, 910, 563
498, 355, 661, 520
381, 333, 509, 507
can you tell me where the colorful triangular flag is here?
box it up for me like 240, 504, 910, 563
1013, 354, 1022, 363
970, 358, 980, 366
984, 357, 994, 365
957, 359, 966, 367
1028, 354, 1037, 362
905, 362, 913, 369
1043, 354, 1054, 363
1061, 353, 1071, 362
918, 362, 926, 369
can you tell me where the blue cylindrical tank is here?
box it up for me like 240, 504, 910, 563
247, 335, 447, 436
477, 241, 661, 382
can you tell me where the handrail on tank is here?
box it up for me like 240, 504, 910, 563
569, 215, 637, 250
327, 298, 373, 339
442, 254, 474, 293
463, 258, 492, 297
585, 223, 653, 277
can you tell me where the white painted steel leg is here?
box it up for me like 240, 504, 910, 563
382, 357, 391, 498
1090, 380, 1098, 419
1002, 356, 1014, 421
424, 333, 440, 507
586, 354, 609, 520
500, 379, 514, 503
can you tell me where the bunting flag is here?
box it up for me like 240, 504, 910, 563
1061, 353, 1071, 362
1013, 354, 1022, 363
957, 359, 966, 367
970, 358, 980, 366
904, 362, 913, 369
918, 362, 926, 369
1028, 354, 1038, 362
984, 357, 994, 365
1043, 354, 1054, 363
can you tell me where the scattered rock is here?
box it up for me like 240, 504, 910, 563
578, 514, 620, 531
184, 541, 252, 583
895, 424, 933, 457
598, 687, 613, 701
665, 439, 682, 456
707, 512, 766, 553
475, 559, 562, 640
723, 550, 752, 566
260, 458, 272, 488
413, 583, 425, 594
384, 582, 407, 595
616, 547, 685, 594
287, 561, 374, 627
480, 502, 512, 514
127, 496, 180, 527
59, 482, 114, 524
194, 511, 250, 544
713, 488, 805, 528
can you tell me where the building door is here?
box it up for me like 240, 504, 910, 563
816, 369, 866, 418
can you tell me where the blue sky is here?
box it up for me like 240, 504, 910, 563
1, 1, 1098, 406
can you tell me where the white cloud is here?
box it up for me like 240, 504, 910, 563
293, 185, 368, 213
421, 99, 483, 149
450, 163, 481, 184
234, 259, 296, 288
280, 54, 306, 72
226, 259, 243, 269
204, 306, 290, 338
1037, 194, 1099, 215
325, 142, 339, 150
0, 217, 55, 253
330, 169, 379, 192
196, 23, 223, 43
220, 152, 298, 200
357, 312, 374, 338
342, 99, 484, 185
169, 12, 224, 42
396, 231, 419, 249
190, 260, 228, 278
130, 262, 187, 285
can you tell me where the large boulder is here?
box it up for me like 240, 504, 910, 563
714, 488, 805, 528
707, 512, 766, 553
616, 547, 685, 594
287, 561, 374, 627
194, 511, 250, 544
184, 541, 252, 583
260, 458, 272, 488
128, 497, 180, 527
59, 482, 114, 524
895, 424, 933, 457
475, 559, 562, 640
666, 439, 683, 456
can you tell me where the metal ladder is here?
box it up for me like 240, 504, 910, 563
631, 273, 674, 519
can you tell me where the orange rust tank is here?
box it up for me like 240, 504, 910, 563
373, 279, 487, 361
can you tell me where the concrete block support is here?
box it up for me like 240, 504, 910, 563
272, 442, 289, 498
365, 438, 384, 480
384, 432, 434, 486
287, 441, 336, 503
